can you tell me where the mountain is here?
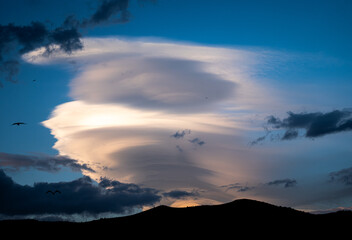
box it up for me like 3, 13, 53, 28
1, 199, 351, 237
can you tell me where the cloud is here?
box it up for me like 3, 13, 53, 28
162, 190, 198, 199
0, 60, 20, 84
84, 0, 130, 26
221, 183, 255, 192
69, 57, 237, 113
0, 22, 46, 84
0, 152, 95, 173
270, 110, 352, 138
171, 129, 205, 147
329, 167, 352, 185
281, 129, 299, 140
267, 179, 297, 188
48, 25, 83, 54
251, 109, 352, 144
0, 19, 82, 85
25, 37, 352, 211
24, 37, 278, 206
249, 135, 266, 146
0, 0, 156, 86
25, 37, 266, 112
0, 169, 160, 217
189, 137, 205, 146
171, 129, 191, 139
176, 145, 183, 152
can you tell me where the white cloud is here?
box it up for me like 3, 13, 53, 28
26, 37, 284, 205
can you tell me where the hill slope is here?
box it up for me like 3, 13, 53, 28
1, 199, 351, 237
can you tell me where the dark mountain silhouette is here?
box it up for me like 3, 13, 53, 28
1, 199, 351, 237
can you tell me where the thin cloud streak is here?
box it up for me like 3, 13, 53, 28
0, 152, 95, 173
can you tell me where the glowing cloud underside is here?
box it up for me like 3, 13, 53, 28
25, 37, 278, 205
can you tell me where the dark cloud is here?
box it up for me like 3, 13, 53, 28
0, 0, 156, 86
248, 126, 271, 146
189, 137, 205, 146
221, 183, 254, 192
236, 186, 254, 192
0, 19, 81, 54
0, 19, 82, 85
248, 134, 267, 146
171, 129, 191, 139
267, 115, 282, 127
84, 0, 130, 26
281, 129, 299, 140
268, 110, 352, 139
170, 129, 205, 150
0, 152, 95, 173
267, 178, 297, 188
162, 190, 198, 199
82, 0, 156, 27
0, 21, 48, 85
0, 169, 160, 216
329, 167, 352, 185
47, 25, 83, 54
251, 109, 352, 144
0, 22, 48, 55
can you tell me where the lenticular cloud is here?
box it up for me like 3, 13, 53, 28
25, 37, 275, 205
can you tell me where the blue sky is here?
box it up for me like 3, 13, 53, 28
1, 0, 352, 220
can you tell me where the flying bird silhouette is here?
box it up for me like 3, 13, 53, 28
12, 122, 26, 126
46, 190, 61, 195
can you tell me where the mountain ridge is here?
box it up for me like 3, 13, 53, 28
1, 198, 351, 237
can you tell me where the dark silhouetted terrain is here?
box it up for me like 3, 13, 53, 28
1, 199, 351, 237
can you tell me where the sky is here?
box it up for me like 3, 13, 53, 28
1, 0, 352, 221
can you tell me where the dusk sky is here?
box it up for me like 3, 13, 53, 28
1, 0, 352, 221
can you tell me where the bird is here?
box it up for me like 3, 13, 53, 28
12, 122, 26, 126
46, 190, 61, 195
